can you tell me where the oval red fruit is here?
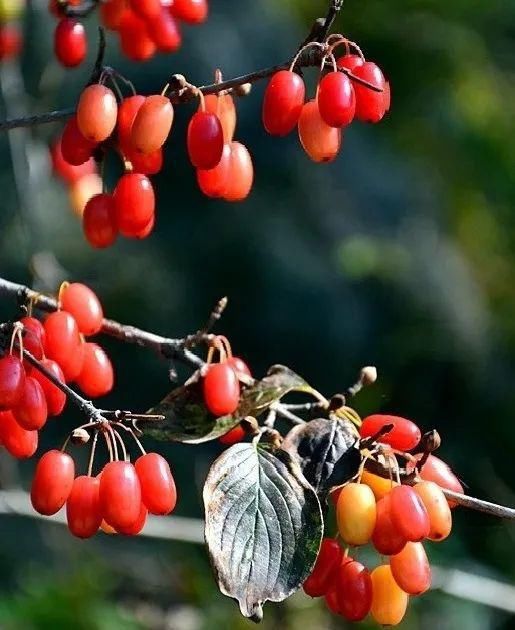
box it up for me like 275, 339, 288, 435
390, 484, 430, 542
317, 71, 356, 128
66, 475, 102, 538
360, 414, 421, 451
31, 358, 66, 416
13, 376, 48, 430
135, 452, 177, 515
390, 541, 431, 595
352, 61, 387, 123
75, 343, 114, 398
262, 70, 305, 136
60, 282, 103, 336
0, 355, 26, 409
187, 111, 224, 169
223, 142, 253, 202
131, 95, 174, 154
113, 173, 155, 236
298, 99, 341, 163
83, 193, 118, 248
196, 143, 231, 198
31, 449, 75, 515
77, 84, 118, 143
100, 461, 142, 529
372, 494, 407, 555
54, 18, 87, 68
303, 538, 342, 597
0, 410, 38, 458
203, 362, 240, 416
337, 560, 373, 621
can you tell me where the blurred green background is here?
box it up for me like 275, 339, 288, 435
1, 0, 515, 627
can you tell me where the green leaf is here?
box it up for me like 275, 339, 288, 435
282, 417, 361, 497
144, 376, 239, 444
203, 442, 323, 621
237, 364, 316, 417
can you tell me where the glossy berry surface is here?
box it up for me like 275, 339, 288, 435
31, 358, 66, 416
372, 494, 407, 555
196, 143, 231, 198
172, 0, 208, 24
0, 355, 25, 409
219, 425, 246, 445
60, 282, 103, 336
77, 84, 118, 143
390, 541, 431, 595
51, 136, 96, 184
352, 61, 387, 123
370, 564, 408, 626
337, 482, 376, 546
135, 452, 177, 515
83, 193, 118, 248
100, 461, 142, 529
303, 537, 342, 597
204, 93, 236, 143
113, 173, 155, 236
203, 362, 240, 416
115, 502, 147, 535
31, 449, 75, 515
187, 111, 224, 169
337, 560, 373, 621
0, 410, 38, 458
414, 480, 452, 540
317, 72, 355, 128
43, 311, 82, 380
262, 70, 305, 136
19, 316, 46, 361
419, 454, 464, 505
76, 343, 114, 398
66, 475, 102, 538
13, 376, 48, 430
60, 116, 96, 166
298, 99, 341, 163
223, 142, 253, 202
54, 18, 87, 68
131, 95, 174, 154
390, 484, 430, 542
360, 414, 421, 451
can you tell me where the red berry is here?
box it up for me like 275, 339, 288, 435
262, 70, 305, 136
360, 414, 421, 451
117, 94, 145, 148
352, 61, 387, 123
60, 116, 96, 166
0, 23, 23, 61
77, 84, 118, 143
132, 214, 155, 239
135, 452, 177, 515
130, 0, 161, 20
118, 10, 157, 61
13, 376, 48, 430
204, 93, 236, 144
113, 172, 155, 235
172, 0, 207, 24
100, 0, 129, 30
100, 461, 142, 529
60, 282, 103, 336
336, 54, 364, 73
298, 99, 341, 162
54, 18, 87, 68
20, 316, 46, 360
0, 410, 38, 458
76, 343, 114, 398
317, 72, 355, 128
324, 588, 342, 615
187, 111, 224, 169
419, 454, 463, 507
115, 502, 147, 535
31, 449, 75, 515
66, 475, 102, 538
43, 311, 82, 379
147, 11, 181, 52
413, 480, 452, 541
196, 143, 231, 198
390, 541, 431, 595
337, 560, 373, 621
123, 146, 163, 176
50, 136, 97, 184
31, 358, 66, 416
131, 95, 174, 154
303, 538, 342, 597
219, 425, 245, 445
227, 356, 251, 377
389, 485, 430, 542
372, 494, 407, 555
83, 193, 118, 248
203, 362, 240, 416
223, 141, 253, 202
0, 355, 26, 409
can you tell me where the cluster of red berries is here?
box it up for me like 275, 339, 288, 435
31, 448, 177, 538
262, 49, 390, 162
50, 0, 208, 68
0, 282, 113, 458
201, 339, 252, 445
51, 80, 253, 248
0, 21, 22, 61
304, 414, 463, 625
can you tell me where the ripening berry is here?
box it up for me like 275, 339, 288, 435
372, 494, 407, 555
227, 356, 252, 378
336, 482, 376, 546
324, 588, 342, 615
0, 355, 25, 409
204, 93, 236, 144
123, 146, 163, 176
360, 414, 421, 451
390, 485, 430, 542
60, 116, 96, 166
361, 470, 398, 501
298, 99, 341, 163
352, 61, 387, 123
337, 560, 373, 621
203, 362, 240, 416
130, 95, 174, 154
76, 343, 114, 397
0, 410, 38, 458
336, 53, 364, 73
414, 480, 452, 541
77, 84, 118, 143
66, 475, 102, 538
419, 454, 463, 506
43, 311, 82, 378
60, 283, 103, 336
0, 23, 22, 61
147, 11, 181, 52
370, 565, 408, 626
172, 0, 207, 24
100, 0, 128, 30
116, 502, 148, 535
117, 94, 145, 148
118, 10, 157, 61
303, 538, 342, 597
13, 376, 47, 430
132, 214, 154, 239
31, 358, 66, 416
317, 72, 355, 128
219, 425, 246, 445
187, 111, 224, 169
19, 316, 46, 360
223, 141, 253, 202
390, 541, 431, 595
262, 70, 305, 136
100, 461, 142, 530
196, 143, 231, 198
50, 136, 97, 184
31, 449, 75, 515
54, 18, 87, 68
135, 452, 177, 515
130, 0, 160, 20
113, 173, 155, 236
83, 193, 118, 248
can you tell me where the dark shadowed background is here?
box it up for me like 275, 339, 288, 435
1, 0, 515, 627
